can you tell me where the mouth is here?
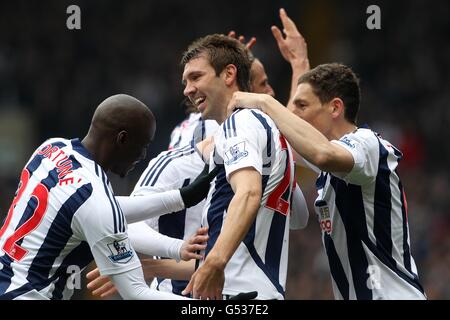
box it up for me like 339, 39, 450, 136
192, 96, 206, 112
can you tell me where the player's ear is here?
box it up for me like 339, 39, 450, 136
222, 64, 238, 87
116, 130, 128, 146
330, 97, 344, 120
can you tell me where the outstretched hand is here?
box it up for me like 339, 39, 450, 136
272, 8, 309, 72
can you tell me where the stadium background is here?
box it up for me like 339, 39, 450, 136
0, 0, 448, 299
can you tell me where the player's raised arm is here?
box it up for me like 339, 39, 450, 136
272, 8, 310, 109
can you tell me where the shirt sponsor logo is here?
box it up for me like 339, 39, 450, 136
107, 238, 134, 264
315, 200, 332, 234
224, 141, 248, 165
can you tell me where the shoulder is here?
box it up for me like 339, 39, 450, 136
338, 128, 379, 151
136, 145, 201, 190
221, 109, 275, 137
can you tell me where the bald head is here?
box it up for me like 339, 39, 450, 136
84, 94, 156, 177
92, 94, 155, 136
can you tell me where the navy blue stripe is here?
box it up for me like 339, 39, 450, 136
100, 171, 118, 233
362, 238, 424, 294
222, 122, 228, 139
1, 242, 92, 300
244, 235, 285, 297
373, 141, 394, 261
140, 150, 176, 187
264, 154, 291, 279
26, 184, 93, 286
13, 169, 60, 250
330, 176, 372, 300
70, 138, 93, 161
398, 178, 412, 273
323, 233, 350, 299
231, 113, 237, 137
26, 153, 45, 175
148, 149, 195, 187
205, 168, 234, 258
264, 212, 286, 285
1, 185, 93, 299
316, 172, 327, 189
201, 119, 206, 139
225, 116, 231, 139
95, 163, 99, 176
142, 146, 192, 187
250, 110, 272, 162
158, 178, 190, 240
172, 133, 183, 149
117, 202, 126, 233
51, 241, 92, 300
0, 255, 15, 296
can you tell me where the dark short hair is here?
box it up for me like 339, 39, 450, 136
298, 63, 361, 124
181, 34, 251, 92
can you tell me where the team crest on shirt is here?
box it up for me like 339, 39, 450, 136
107, 238, 134, 264
224, 141, 248, 165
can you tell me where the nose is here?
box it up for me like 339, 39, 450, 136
183, 81, 196, 97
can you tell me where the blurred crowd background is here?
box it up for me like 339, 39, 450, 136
0, 0, 448, 299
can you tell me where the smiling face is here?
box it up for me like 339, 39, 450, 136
182, 55, 231, 123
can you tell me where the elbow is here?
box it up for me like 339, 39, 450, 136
311, 150, 332, 171
311, 147, 340, 172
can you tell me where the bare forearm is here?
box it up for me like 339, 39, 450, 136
141, 258, 194, 280
287, 61, 310, 110
261, 97, 332, 165
205, 190, 261, 267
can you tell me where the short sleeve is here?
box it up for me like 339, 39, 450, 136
331, 130, 379, 185
215, 110, 266, 180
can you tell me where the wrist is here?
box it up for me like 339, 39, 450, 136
204, 251, 227, 270
291, 59, 310, 73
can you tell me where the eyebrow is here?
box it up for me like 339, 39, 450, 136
181, 71, 203, 86
293, 98, 307, 104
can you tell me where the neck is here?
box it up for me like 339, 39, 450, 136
81, 134, 110, 171
215, 88, 238, 124
328, 121, 358, 140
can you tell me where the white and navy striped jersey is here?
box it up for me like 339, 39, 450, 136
168, 112, 218, 149
132, 145, 206, 296
0, 138, 141, 300
315, 127, 426, 300
202, 109, 296, 300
